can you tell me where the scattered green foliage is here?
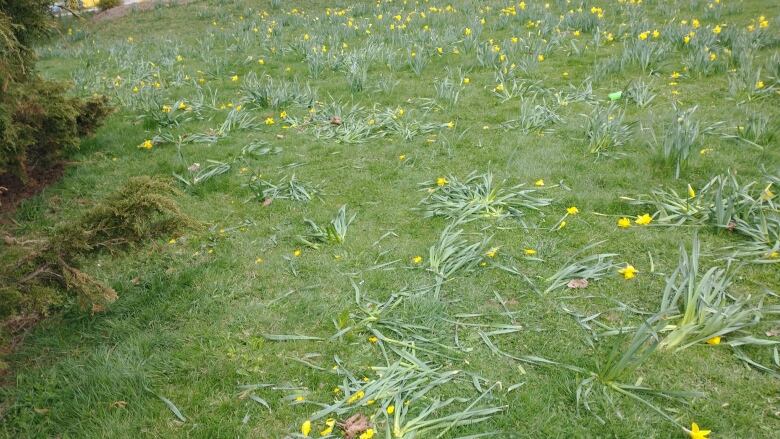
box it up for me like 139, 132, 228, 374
427, 222, 490, 295
298, 205, 356, 248
656, 235, 765, 351
543, 242, 619, 294
1, 1, 779, 438
518, 320, 705, 426
418, 172, 550, 225
583, 103, 634, 155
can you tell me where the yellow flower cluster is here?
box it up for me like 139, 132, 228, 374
346, 390, 365, 404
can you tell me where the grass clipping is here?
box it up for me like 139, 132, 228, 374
3, 176, 196, 316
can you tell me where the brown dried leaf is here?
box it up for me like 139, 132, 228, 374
765, 327, 780, 337
110, 401, 128, 409
330, 116, 342, 126
567, 278, 589, 289
604, 312, 621, 322
339, 413, 371, 439
262, 198, 273, 207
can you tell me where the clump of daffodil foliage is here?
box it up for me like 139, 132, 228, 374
1, 177, 196, 320
625, 171, 780, 262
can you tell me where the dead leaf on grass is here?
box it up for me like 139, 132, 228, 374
339, 413, 371, 439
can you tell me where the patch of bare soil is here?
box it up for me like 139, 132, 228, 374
93, 0, 195, 22
0, 163, 64, 218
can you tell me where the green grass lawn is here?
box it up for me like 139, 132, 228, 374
2, 0, 780, 437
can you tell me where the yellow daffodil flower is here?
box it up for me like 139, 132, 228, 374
347, 390, 364, 404
319, 419, 336, 436
635, 213, 653, 225
688, 422, 711, 439
706, 336, 721, 345
760, 184, 775, 201
619, 264, 638, 279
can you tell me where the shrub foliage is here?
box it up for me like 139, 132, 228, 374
0, 1, 111, 182
98, 0, 123, 12
1, 177, 196, 319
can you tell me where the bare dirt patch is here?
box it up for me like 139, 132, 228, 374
0, 163, 65, 218
93, 0, 195, 22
